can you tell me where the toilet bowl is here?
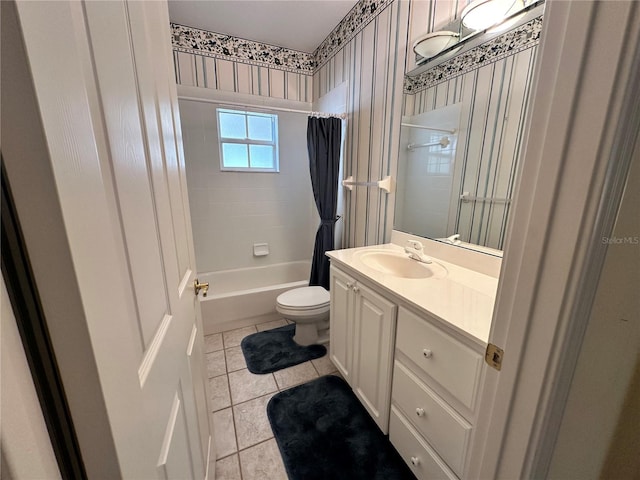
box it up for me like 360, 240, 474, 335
276, 286, 330, 346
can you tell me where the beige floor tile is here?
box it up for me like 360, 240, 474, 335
256, 319, 288, 332
228, 369, 277, 404
233, 393, 275, 450
212, 408, 237, 458
225, 346, 247, 373
239, 439, 287, 480
223, 326, 258, 348
206, 350, 227, 378
311, 351, 337, 376
214, 454, 241, 480
273, 361, 319, 390
208, 375, 231, 411
204, 333, 223, 353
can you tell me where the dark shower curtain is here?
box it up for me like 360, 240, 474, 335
307, 116, 342, 290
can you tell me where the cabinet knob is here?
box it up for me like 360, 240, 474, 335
415, 407, 425, 417
410, 456, 420, 466
422, 349, 433, 358
346, 282, 353, 288
352, 285, 360, 294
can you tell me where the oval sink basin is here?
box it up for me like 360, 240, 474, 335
355, 250, 447, 279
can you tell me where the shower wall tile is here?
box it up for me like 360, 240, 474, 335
179, 99, 316, 273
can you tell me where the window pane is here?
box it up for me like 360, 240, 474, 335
219, 112, 246, 139
247, 115, 273, 141
249, 145, 274, 168
222, 143, 248, 168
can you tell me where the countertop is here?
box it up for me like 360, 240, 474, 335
326, 243, 498, 346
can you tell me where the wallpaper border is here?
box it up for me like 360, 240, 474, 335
313, 0, 393, 69
171, 23, 315, 74
404, 16, 543, 94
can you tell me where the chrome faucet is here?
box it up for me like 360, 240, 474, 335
442, 234, 461, 245
404, 240, 432, 264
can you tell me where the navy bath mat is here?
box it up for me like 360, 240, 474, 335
267, 375, 415, 480
240, 324, 326, 374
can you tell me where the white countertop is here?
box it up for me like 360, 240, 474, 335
327, 243, 498, 345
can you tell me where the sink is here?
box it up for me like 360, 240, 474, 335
354, 250, 447, 279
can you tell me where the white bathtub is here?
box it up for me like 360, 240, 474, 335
198, 261, 311, 334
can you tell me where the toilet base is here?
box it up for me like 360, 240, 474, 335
293, 322, 319, 346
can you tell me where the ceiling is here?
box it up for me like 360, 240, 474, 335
167, 0, 358, 53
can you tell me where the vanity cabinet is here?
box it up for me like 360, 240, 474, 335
390, 307, 484, 479
329, 265, 397, 433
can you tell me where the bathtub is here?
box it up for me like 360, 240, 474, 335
198, 261, 311, 334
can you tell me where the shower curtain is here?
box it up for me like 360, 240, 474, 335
307, 116, 342, 290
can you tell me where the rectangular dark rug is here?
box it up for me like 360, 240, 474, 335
240, 324, 326, 374
267, 375, 416, 480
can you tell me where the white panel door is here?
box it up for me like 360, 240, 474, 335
352, 282, 397, 433
15, 1, 210, 478
329, 266, 355, 384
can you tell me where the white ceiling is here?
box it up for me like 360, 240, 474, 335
168, 0, 358, 53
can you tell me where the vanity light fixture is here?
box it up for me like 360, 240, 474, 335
461, 0, 521, 31
413, 30, 460, 60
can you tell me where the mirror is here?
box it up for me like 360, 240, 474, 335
394, 3, 544, 253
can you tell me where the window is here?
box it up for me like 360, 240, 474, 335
216, 108, 279, 172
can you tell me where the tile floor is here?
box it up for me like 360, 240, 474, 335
204, 318, 339, 480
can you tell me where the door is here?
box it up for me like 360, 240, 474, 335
329, 266, 355, 383
352, 282, 397, 433
13, 1, 210, 477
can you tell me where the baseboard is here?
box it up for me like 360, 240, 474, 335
205, 312, 283, 335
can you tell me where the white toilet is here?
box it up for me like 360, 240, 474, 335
276, 286, 330, 346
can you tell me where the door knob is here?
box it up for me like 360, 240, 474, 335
194, 279, 209, 297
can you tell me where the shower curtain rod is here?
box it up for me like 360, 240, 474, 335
178, 94, 345, 118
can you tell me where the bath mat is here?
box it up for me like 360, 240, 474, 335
267, 375, 415, 480
240, 324, 326, 374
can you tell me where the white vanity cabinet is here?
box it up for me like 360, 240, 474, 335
390, 307, 484, 479
329, 265, 397, 433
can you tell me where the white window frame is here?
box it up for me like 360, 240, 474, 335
216, 108, 279, 172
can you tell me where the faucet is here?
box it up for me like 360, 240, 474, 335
404, 240, 432, 264
442, 234, 461, 245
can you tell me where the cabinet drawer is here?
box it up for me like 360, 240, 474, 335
392, 361, 471, 476
389, 406, 457, 480
396, 307, 483, 410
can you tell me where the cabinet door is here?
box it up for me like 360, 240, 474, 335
329, 266, 355, 384
352, 282, 397, 433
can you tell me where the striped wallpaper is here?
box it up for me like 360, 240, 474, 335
173, 51, 312, 102
402, 45, 539, 250
314, 0, 410, 247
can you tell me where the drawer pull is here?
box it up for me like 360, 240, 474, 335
410, 456, 420, 466
422, 349, 433, 358
415, 407, 425, 417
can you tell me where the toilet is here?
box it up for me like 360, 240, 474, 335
276, 286, 330, 346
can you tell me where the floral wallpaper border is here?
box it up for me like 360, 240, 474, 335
313, 0, 392, 69
404, 16, 543, 94
171, 23, 315, 74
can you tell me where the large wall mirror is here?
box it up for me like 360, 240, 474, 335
394, 3, 544, 253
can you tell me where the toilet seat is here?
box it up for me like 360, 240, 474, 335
276, 286, 330, 310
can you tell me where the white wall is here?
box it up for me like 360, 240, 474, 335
1, 278, 62, 480
180, 99, 317, 273
547, 149, 640, 479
